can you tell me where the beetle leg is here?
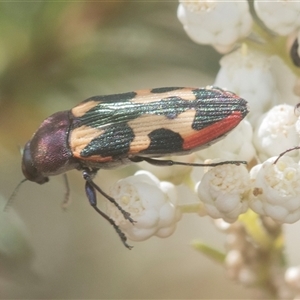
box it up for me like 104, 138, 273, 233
84, 179, 132, 249
82, 169, 135, 224
130, 156, 247, 167
61, 173, 71, 210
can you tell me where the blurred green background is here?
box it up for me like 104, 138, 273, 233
0, 2, 282, 298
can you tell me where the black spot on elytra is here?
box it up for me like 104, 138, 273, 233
80, 123, 135, 158
142, 128, 184, 154
150, 87, 183, 93
83, 91, 137, 104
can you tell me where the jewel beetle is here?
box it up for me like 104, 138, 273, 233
20, 86, 249, 248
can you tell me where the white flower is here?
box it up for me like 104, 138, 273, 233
249, 156, 300, 223
107, 171, 181, 241
255, 0, 300, 36
196, 164, 250, 223
269, 56, 299, 107
296, 122, 300, 139
253, 104, 300, 162
177, 0, 253, 53
285, 266, 300, 290
214, 47, 278, 125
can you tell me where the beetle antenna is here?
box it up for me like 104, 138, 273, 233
4, 178, 27, 212
61, 173, 71, 210
274, 146, 300, 164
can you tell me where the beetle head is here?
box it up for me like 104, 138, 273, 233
21, 111, 76, 184
22, 141, 49, 184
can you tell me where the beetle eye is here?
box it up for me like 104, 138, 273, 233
22, 142, 49, 184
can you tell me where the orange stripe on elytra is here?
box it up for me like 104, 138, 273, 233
182, 112, 243, 150
73, 154, 113, 163
72, 100, 98, 118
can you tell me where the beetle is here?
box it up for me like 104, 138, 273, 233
21, 86, 248, 248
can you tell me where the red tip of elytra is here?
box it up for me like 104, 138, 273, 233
183, 111, 244, 150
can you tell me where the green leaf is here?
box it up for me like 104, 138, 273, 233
191, 240, 225, 264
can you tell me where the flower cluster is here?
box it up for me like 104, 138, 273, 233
196, 164, 250, 223
217, 219, 265, 286
214, 217, 293, 299
107, 171, 181, 241
249, 156, 300, 223
177, 1, 253, 53
100, 2, 300, 284
177, 1, 300, 297
255, 1, 300, 36
103, 0, 300, 248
